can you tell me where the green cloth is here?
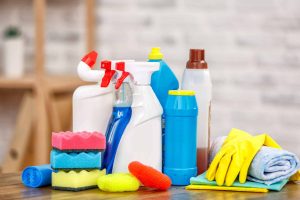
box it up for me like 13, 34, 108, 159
190, 172, 288, 191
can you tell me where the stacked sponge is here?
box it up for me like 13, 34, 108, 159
51, 131, 106, 191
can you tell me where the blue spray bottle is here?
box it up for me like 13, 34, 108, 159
101, 60, 133, 174
148, 47, 179, 164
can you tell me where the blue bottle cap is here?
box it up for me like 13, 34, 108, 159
21, 164, 52, 188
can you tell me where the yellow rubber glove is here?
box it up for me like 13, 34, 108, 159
206, 128, 281, 186
290, 170, 300, 182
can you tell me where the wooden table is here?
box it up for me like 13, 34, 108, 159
0, 173, 299, 200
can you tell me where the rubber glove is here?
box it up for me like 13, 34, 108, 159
290, 170, 300, 182
206, 128, 281, 186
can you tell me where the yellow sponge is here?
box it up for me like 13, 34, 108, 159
52, 169, 106, 191
97, 173, 140, 192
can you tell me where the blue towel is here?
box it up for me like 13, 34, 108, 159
247, 146, 300, 185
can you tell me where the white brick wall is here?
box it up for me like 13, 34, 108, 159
0, 0, 300, 164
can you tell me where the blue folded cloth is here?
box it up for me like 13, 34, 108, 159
247, 146, 300, 185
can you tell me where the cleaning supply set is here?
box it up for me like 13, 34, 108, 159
21, 48, 300, 195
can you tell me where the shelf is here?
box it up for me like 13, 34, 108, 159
0, 75, 86, 93
0, 75, 35, 89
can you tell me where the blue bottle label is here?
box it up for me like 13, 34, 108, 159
102, 107, 132, 174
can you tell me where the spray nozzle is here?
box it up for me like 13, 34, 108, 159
100, 60, 116, 87
81, 51, 98, 68
115, 62, 130, 90
115, 61, 159, 87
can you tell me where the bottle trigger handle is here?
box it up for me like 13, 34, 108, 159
100, 60, 115, 88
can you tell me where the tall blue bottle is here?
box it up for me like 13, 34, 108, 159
164, 90, 198, 185
102, 82, 132, 174
148, 47, 179, 165
149, 47, 179, 108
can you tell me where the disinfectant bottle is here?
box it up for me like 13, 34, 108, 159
108, 61, 162, 173
148, 47, 179, 166
73, 51, 113, 133
101, 61, 133, 174
149, 47, 179, 108
181, 49, 212, 174
164, 90, 198, 185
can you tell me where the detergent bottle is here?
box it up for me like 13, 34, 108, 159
148, 47, 179, 165
106, 61, 162, 173
101, 61, 133, 174
73, 51, 113, 133
149, 47, 179, 107
181, 49, 212, 174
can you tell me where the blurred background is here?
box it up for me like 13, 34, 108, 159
0, 0, 300, 172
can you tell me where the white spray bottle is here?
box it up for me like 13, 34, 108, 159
73, 51, 114, 133
111, 61, 163, 173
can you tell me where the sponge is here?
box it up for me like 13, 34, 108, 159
128, 161, 171, 190
50, 149, 101, 170
52, 169, 105, 191
97, 173, 140, 192
52, 131, 106, 151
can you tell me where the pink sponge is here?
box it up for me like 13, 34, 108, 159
52, 131, 106, 151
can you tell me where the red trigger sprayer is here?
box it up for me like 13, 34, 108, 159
100, 60, 116, 88
115, 62, 130, 90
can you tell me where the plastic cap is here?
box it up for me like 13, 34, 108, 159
168, 90, 195, 96
186, 49, 207, 69
81, 51, 97, 68
148, 47, 164, 60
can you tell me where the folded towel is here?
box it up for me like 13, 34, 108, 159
190, 172, 288, 191
247, 146, 300, 185
209, 137, 300, 185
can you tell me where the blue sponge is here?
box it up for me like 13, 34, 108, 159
50, 149, 101, 170
22, 164, 52, 188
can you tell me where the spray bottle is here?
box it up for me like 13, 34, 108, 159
104, 61, 162, 173
73, 51, 113, 133
181, 49, 212, 174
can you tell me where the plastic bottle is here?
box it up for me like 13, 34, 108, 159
109, 61, 163, 173
73, 51, 113, 133
164, 90, 198, 185
149, 47, 179, 108
181, 49, 212, 174
102, 62, 133, 174
148, 47, 179, 166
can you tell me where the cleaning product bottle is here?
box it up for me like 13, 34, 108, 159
108, 61, 162, 173
73, 51, 113, 133
101, 61, 133, 174
181, 49, 212, 174
149, 47, 179, 107
164, 90, 198, 185
148, 47, 179, 165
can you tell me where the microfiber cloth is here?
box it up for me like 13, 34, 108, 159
190, 172, 288, 191
247, 146, 300, 185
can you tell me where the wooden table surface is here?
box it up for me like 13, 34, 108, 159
0, 173, 299, 200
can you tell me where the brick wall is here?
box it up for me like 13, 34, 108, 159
0, 0, 300, 163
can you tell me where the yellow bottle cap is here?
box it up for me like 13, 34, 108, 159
168, 90, 195, 96
148, 47, 164, 60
